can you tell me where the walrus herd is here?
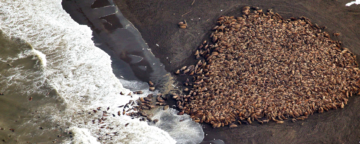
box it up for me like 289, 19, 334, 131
173, 6, 360, 128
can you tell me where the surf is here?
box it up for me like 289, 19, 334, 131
0, 0, 176, 143
0, 0, 206, 143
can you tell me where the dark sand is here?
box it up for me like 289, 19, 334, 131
114, 1, 360, 143
64, 0, 360, 143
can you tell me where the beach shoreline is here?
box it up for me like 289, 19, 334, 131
114, 0, 360, 143
63, 0, 360, 143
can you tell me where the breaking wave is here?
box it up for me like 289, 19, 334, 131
0, 0, 178, 143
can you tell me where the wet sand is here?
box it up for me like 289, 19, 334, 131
62, 0, 177, 92
63, 0, 360, 143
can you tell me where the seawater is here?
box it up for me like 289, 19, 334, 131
0, 31, 67, 143
0, 0, 203, 143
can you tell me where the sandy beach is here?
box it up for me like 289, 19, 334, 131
114, 0, 360, 143
63, 0, 360, 143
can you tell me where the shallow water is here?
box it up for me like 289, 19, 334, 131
61, 0, 204, 143
0, 31, 68, 143
0, 0, 204, 143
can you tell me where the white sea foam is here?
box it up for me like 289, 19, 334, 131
346, 0, 360, 6
149, 108, 205, 144
32, 49, 47, 67
66, 127, 101, 144
0, 0, 176, 143
0, 42, 47, 96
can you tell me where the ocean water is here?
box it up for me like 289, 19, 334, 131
0, 0, 203, 143
0, 31, 67, 143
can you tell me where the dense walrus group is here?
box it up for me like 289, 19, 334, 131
173, 6, 360, 128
